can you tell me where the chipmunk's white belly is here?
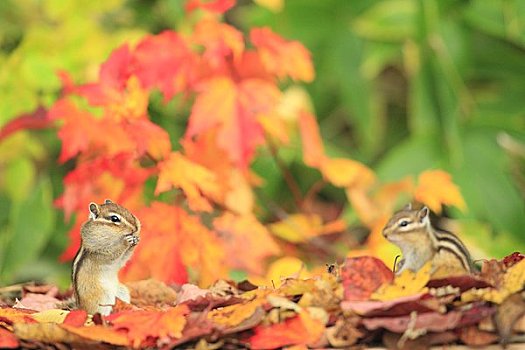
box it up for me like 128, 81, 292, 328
98, 265, 120, 315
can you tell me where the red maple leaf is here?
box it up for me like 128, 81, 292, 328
132, 31, 198, 100
185, 0, 235, 13
185, 76, 280, 167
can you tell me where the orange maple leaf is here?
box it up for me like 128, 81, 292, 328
186, 76, 281, 167
121, 202, 228, 287
155, 152, 220, 212
414, 170, 466, 213
249, 311, 324, 349
213, 213, 280, 275
182, 131, 256, 214
60, 324, 129, 346
105, 305, 190, 348
251, 27, 314, 82
193, 19, 244, 69
49, 99, 135, 163
298, 110, 325, 167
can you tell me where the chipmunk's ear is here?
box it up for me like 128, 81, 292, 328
417, 206, 429, 223
403, 202, 413, 210
89, 202, 100, 219
104, 199, 112, 204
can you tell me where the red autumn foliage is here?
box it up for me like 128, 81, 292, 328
341, 256, 394, 301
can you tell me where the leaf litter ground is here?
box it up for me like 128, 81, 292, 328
1, 253, 525, 349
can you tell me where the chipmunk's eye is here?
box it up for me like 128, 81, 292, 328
399, 220, 409, 227
110, 215, 121, 223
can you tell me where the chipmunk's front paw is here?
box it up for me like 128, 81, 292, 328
125, 234, 139, 246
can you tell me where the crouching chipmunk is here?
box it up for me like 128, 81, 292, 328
382, 203, 474, 275
72, 200, 140, 315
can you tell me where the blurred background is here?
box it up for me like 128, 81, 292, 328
0, 0, 524, 287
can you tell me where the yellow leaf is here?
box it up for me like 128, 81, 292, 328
208, 297, 266, 327
269, 213, 345, 243
31, 310, 70, 324
371, 262, 431, 301
321, 158, 375, 189
462, 259, 525, 304
414, 170, 466, 214
251, 257, 311, 288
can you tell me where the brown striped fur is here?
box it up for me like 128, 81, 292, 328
382, 204, 473, 274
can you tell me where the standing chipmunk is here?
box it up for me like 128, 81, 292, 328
72, 200, 140, 315
382, 203, 473, 274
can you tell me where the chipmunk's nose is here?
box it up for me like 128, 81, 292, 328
382, 229, 388, 238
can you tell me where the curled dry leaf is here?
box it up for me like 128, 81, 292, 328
362, 311, 462, 333
462, 259, 525, 303
427, 275, 492, 292
325, 317, 363, 347
342, 293, 444, 317
13, 292, 61, 312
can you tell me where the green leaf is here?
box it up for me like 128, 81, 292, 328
3, 157, 35, 202
453, 129, 525, 243
352, 0, 416, 42
376, 136, 442, 181
1, 177, 56, 281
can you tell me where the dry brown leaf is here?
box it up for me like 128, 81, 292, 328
363, 311, 462, 333
14, 322, 83, 343
462, 259, 525, 304
494, 292, 525, 346
325, 317, 362, 347
127, 279, 178, 307
14, 293, 61, 312
457, 325, 499, 346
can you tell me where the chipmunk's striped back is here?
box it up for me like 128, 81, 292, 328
431, 227, 473, 272
383, 204, 473, 274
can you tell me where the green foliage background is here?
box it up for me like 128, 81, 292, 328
0, 0, 524, 287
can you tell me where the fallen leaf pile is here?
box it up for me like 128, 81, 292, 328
1, 253, 524, 349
